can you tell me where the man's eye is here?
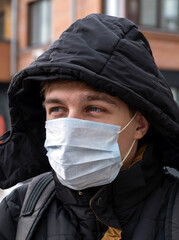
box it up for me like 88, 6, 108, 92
88, 106, 103, 112
50, 107, 64, 113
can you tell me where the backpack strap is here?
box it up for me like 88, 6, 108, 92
165, 176, 179, 240
171, 179, 179, 240
16, 172, 55, 240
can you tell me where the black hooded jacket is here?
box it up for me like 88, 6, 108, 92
0, 14, 179, 240
0, 142, 179, 240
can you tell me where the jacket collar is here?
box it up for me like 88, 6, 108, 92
90, 141, 164, 229
54, 141, 164, 229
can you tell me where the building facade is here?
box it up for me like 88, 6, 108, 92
0, 0, 11, 133
0, 0, 179, 134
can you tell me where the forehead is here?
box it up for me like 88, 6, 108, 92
44, 80, 127, 107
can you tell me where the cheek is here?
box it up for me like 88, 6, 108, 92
117, 129, 135, 158
117, 137, 126, 158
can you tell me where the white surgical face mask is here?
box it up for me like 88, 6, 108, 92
44, 114, 137, 190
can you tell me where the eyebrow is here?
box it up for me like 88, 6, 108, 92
43, 94, 119, 108
43, 98, 65, 107
84, 94, 118, 107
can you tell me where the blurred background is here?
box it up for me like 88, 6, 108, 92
0, 0, 179, 201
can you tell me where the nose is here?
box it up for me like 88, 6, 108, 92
68, 109, 84, 120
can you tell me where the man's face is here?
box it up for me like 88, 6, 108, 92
43, 81, 144, 168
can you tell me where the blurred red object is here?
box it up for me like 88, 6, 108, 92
0, 115, 6, 142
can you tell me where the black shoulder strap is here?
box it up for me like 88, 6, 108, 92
16, 172, 55, 240
165, 177, 179, 240
171, 179, 179, 240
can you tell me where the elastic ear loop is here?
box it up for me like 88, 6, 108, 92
121, 139, 136, 163
117, 112, 138, 134
117, 112, 138, 163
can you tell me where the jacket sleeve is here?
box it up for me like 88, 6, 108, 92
0, 185, 28, 240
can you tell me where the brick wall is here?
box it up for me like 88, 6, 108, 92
17, 0, 102, 71
143, 31, 179, 70
16, 0, 179, 72
0, 42, 10, 82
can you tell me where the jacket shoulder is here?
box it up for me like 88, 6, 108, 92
165, 172, 179, 240
0, 184, 28, 240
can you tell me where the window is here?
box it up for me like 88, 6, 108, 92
127, 0, 179, 32
0, 12, 5, 40
161, 0, 179, 31
140, 0, 157, 27
29, 0, 51, 46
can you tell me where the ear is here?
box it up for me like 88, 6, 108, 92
134, 113, 150, 139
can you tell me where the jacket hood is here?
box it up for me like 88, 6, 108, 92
0, 14, 179, 188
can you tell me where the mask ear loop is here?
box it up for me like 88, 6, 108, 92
121, 139, 136, 164
117, 112, 138, 164
118, 112, 138, 134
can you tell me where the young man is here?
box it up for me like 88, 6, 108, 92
0, 14, 179, 240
